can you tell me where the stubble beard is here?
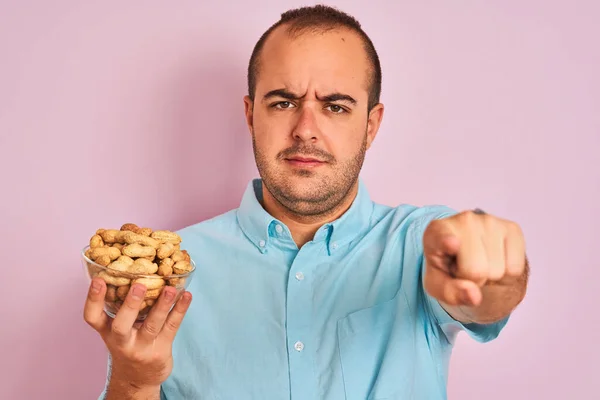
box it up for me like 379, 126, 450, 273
251, 132, 367, 218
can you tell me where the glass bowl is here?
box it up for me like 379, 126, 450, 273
81, 245, 196, 321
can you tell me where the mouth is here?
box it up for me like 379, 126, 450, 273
284, 156, 327, 168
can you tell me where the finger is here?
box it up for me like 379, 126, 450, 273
423, 220, 461, 273
83, 278, 109, 334
455, 229, 488, 286
485, 230, 506, 282
159, 291, 192, 343
137, 286, 179, 343
424, 260, 481, 306
110, 283, 147, 344
504, 222, 526, 277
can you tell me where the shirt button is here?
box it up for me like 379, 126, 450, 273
331, 242, 338, 250
294, 341, 304, 352
295, 272, 304, 281
259, 240, 266, 247
275, 224, 283, 234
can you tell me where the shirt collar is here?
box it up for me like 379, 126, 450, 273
236, 178, 374, 254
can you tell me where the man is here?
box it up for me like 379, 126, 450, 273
84, 5, 529, 400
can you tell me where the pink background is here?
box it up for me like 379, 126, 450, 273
1, 1, 598, 399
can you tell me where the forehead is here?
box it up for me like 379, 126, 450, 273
256, 25, 370, 99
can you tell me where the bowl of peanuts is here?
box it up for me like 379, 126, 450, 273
81, 223, 196, 321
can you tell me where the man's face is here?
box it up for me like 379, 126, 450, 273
244, 25, 384, 216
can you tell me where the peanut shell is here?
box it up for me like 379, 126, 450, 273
122, 243, 156, 259
123, 231, 160, 249
133, 276, 165, 290
90, 246, 121, 261
129, 258, 159, 274
95, 254, 111, 267
150, 230, 182, 245
157, 242, 175, 260
105, 285, 118, 302
173, 260, 192, 274
90, 235, 104, 249
117, 285, 130, 300
98, 271, 130, 286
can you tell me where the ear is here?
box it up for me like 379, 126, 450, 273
365, 103, 384, 150
243, 95, 254, 134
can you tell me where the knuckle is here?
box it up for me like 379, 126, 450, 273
122, 299, 141, 312
110, 323, 129, 337
128, 350, 148, 364
164, 317, 180, 333
83, 315, 99, 330
489, 266, 505, 280
507, 221, 523, 236
142, 322, 160, 336
461, 210, 476, 223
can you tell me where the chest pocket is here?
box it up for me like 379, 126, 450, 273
336, 290, 415, 400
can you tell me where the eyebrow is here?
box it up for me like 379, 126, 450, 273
262, 88, 357, 105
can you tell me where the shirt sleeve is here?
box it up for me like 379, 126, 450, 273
416, 206, 510, 344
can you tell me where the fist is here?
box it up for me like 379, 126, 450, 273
423, 209, 526, 307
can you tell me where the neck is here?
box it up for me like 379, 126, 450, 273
261, 182, 359, 248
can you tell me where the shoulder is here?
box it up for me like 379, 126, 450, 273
175, 208, 240, 242
371, 202, 458, 234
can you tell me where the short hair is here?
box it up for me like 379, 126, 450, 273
247, 4, 382, 111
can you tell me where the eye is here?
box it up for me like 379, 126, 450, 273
326, 104, 346, 114
273, 101, 296, 109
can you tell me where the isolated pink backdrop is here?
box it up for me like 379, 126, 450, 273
1, 1, 598, 399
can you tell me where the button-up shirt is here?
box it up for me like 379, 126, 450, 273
98, 178, 509, 400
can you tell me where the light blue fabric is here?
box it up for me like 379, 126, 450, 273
98, 178, 509, 400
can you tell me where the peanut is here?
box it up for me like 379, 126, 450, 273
171, 250, 185, 262
107, 259, 130, 272
120, 223, 140, 233
90, 246, 121, 261
182, 250, 191, 262
168, 277, 186, 287
151, 230, 182, 245
112, 243, 124, 251
133, 276, 165, 290
144, 288, 163, 299
157, 242, 175, 260
157, 258, 174, 276
117, 285, 130, 300
139, 300, 148, 310
95, 254, 111, 267
123, 231, 160, 249
122, 243, 156, 259
138, 227, 152, 236
173, 260, 192, 274
145, 299, 155, 306
105, 285, 118, 302
90, 235, 104, 249
98, 271, 130, 286
129, 258, 159, 274
117, 255, 134, 266
99, 229, 127, 244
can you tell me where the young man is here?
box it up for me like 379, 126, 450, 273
85, 5, 529, 400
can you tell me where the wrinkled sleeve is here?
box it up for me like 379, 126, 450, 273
416, 206, 510, 344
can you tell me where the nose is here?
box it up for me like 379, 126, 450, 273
292, 107, 320, 142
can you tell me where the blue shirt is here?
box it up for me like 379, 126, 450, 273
99, 178, 508, 400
